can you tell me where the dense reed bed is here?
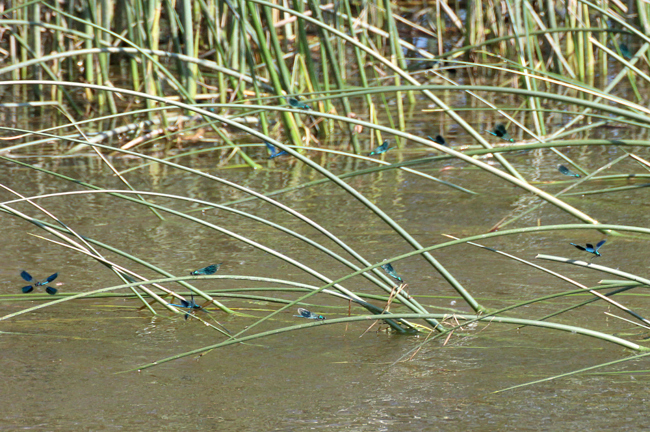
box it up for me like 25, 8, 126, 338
2, 0, 650, 381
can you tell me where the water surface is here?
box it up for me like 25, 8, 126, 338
1, 137, 650, 431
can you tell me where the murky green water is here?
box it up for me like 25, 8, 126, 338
2, 142, 650, 430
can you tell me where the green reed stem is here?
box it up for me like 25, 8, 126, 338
306, 0, 361, 152
246, 2, 303, 149
180, 0, 197, 99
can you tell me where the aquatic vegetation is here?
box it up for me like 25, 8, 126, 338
2, 0, 650, 382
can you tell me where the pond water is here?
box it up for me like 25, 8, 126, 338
1, 129, 650, 430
